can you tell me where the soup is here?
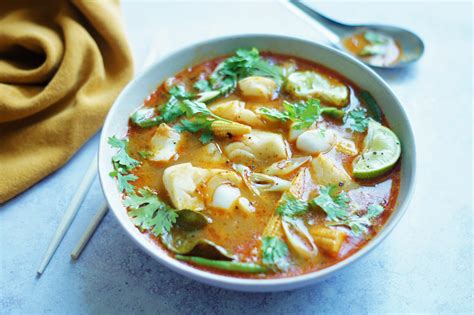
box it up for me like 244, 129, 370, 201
342, 30, 401, 67
108, 48, 401, 278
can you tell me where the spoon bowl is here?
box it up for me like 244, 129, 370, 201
345, 24, 424, 68
283, 0, 424, 69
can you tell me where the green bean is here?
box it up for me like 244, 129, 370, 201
321, 106, 345, 119
360, 91, 382, 122
175, 255, 267, 273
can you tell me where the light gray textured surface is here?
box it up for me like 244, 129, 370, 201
1, 1, 472, 314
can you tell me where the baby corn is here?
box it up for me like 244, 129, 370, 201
310, 226, 346, 257
211, 120, 252, 138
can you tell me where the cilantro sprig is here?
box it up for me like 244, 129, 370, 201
108, 136, 140, 173
310, 185, 385, 235
160, 85, 196, 123
168, 85, 195, 99
311, 185, 350, 221
124, 187, 179, 237
173, 99, 232, 144
345, 108, 370, 132
276, 192, 309, 217
193, 79, 212, 92
261, 236, 290, 272
108, 136, 140, 193
258, 98, 345, 130
116, 173, 139, 193
209, 48, 283, 95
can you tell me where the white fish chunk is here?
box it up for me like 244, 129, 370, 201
150, 123, 181, 162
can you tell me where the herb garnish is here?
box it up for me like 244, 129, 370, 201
258, 99, 320, 130
116, 173, 138, 193
130, 107, 162, 128
259, 98, 346, 130
168, 85, 195, 99
276, 192, 309, 217
173, 100, 232, 144
311, 185, 350, 221
345, 108, 370, 132
310, 185, 385, 235
261, 236, 290, 271
193, 79, 212, 92
108, 136, 140, 193
125, 187, 179, 237
209, 48, 283, 95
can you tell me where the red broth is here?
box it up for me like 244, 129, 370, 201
120, 52, 401, 278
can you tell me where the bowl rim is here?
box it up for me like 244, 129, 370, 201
98, 33, 416, 290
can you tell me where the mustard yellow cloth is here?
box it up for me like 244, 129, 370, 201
0, 0, 134, 203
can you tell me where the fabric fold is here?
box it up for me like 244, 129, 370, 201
0, 0, 134, 203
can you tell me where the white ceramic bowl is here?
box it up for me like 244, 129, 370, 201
98, 34, 416, 292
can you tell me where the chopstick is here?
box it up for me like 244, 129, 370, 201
68, 41, 162, 261
37, 39, 162, 275
71, 202, 108, 260
37, 155, 98, 275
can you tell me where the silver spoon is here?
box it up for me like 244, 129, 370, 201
282, 0, 424, 69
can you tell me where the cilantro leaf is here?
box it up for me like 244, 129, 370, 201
336, 203, 384, 235
159, 85, 199, 123
276, 192, 309, 217
199, 129, 214, 144
125, 187, 178, 237
257, 107, 290, 122
168, 85, 195, 99
311, 185, 385, 235
283, 99, 321, 130
345, 108, 369, 132
108, 136, 140, 173
261, 236, 290, 271
117, 173, 138, 193
174, 117, 212, 133
194, 79, 212, 92
367, 203, 384, 219
258, 98, 321, 130
210, 48, 283, 95
174, 117, 214, 144
180, 99, 213, 118
311, 185, 350, 222
160, 96, 185, 122
251, 59, 284, 86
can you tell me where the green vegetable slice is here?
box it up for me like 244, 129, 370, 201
353, 119, 401, 179
359, 91, 382, 122
285, 71, 349, 107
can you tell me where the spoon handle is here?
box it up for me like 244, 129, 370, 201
283, 1, 352, 45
